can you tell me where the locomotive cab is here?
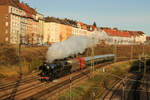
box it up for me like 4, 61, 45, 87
39, 61, 72, 82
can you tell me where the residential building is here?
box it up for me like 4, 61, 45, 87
19, 2, 38, 44
103, 28, 131, 45
129, 31, 146, 44
44, 22, 60, 44
0, 0, 147, 45
36, 13, 44, 44
0, 0, 26, 44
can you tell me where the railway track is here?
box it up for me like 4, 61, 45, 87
140, 67, 150, 100
23, 61, 114, 100
100, 73, 136, 100
0, 76, 39, 92
126, 64, 150, 100
101, 79, 122, 100
0, 60, 114, 100
146, 73, 150, 100
100, 63, 150, 100
0, 58, 131, 100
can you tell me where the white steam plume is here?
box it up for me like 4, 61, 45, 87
46, 34, 100, 63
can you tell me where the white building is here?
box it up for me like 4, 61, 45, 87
102, 29, 132, 45
44, 22, 60, 44
9, 6, 26, 44
36, 13, 44, 44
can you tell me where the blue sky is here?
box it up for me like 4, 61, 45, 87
21, 0, 150, 35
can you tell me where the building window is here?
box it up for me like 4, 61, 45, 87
10, 8, 13, 13
6, 22, 8, 26
5, 14, 8, 19
5, 37, 8, 42
5, 30, 8, 34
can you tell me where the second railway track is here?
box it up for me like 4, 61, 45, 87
0, 59, 131, 100
0, 60, 114, 100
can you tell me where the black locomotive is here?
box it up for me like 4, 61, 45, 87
39, 54, 115, 81
39, 60, 72, 81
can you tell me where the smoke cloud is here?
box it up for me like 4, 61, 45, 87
46, 34, 100, 63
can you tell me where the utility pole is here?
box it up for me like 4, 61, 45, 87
69, 71, 72, 100
130, 41, 133, 61
91, 37, 95, 79
114, 41, 117, 62
144, 55, 146, 76
17, 31, 21, 57
17, 31, 22, 75
143, 43, 145, 56
91, 47, 95, 79
139, 55, 141, 72
122, 79, 125, 100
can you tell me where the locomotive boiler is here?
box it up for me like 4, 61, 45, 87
39, 54, 114, 81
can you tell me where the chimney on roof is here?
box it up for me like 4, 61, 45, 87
34, 8, 36, 11
113, 28, 118, 30
93, 21, 97, 27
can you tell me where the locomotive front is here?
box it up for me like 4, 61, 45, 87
39, 62, 54, 81
39, 60, 72, 81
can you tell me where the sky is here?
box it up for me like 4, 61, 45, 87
20, 0, 150, 35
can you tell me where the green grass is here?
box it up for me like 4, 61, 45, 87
58, 60, 136, 100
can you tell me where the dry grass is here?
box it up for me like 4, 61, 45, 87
0, 44, 48, 66
0, 65, 29, 78
0, 44, 150, 78
0, 44, 48, 78
0, 44, 19, 65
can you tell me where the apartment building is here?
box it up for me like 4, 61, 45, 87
44, 22, 60, 44
129, 31, 146, 44
19, 2, 39, 45
101, 28, 147, 45
20, 16, 27, 44
0, 0, 26, 44
36, 13, 44, 44
103, 28, 131, 44
0, 0, 44, 45
0, 0, 147, 45
43, 21, 99, 44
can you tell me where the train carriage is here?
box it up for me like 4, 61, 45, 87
39, 54, 115, 81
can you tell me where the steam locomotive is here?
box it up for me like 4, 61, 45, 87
39, 54, 115, 81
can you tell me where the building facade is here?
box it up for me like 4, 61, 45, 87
0, 0, 27, 44
44, 22, 60, 44
0, 0, 147, 45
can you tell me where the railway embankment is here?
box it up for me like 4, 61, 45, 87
1, 44, 150, 82
58, 60, 141, 100
0, 44, 48, 80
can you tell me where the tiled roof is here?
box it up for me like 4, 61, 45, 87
0, 0, 22, 9
104, 28, 145, 37
91, 25, 97, 31
78, 22, 87, 30
103, 29, 131, 37
128, 31, 144, 36
19, 2, 32, 18
0, 0, 36, 18
19, 2, 36, 18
